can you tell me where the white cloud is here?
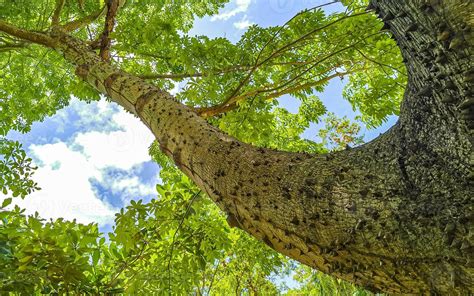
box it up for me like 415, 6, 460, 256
75, 109, 155, 170
234, 15, 254, 30
211, 0, 252, 21
4, 99, 159, 226
108, 175, 157, 204
12, 142, 117, 225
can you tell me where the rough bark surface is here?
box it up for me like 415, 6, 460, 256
1, 0, 473, 294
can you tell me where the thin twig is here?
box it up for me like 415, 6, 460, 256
354, 48, 407, 76
217, 11, 369, 112
206, 259, 222, 296
197, 31, 381, 118
105, 241, 148, 290
167, 190, 202, 293
0, 42, 27, 52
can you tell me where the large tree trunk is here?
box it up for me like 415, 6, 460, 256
2, 0, 472, 294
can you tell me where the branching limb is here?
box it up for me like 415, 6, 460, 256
354, 48, 407, 76
0, 20, 55, 48
0, 41, 27, 52
215, 12, 369, 116
137, 61, 324, 81
196, 71, 350, 118
51, 0, 66, 27
97, 0, 121, 62
60, 6, 107, 32
226, 2, 352, 100
197, 31, 379, 118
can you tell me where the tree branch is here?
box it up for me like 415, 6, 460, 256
354, 48, 407, 76
98, 0, 120, 62
197, 32, 379, 118
0, 20, 55, 48
196, 71, 349, 118
60, 6, 107, 32
51, 0, 66, 27
213, 12, 370, 116
167, 190, 201, 293
0, 41, 27, 52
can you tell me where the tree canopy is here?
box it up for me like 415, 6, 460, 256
1, 0, 447, 294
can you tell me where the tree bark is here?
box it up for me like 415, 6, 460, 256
1, 0, 473, 294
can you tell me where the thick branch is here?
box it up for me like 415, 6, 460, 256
51, 0, 66, 27
0, 42, 27, 52
98, 0, 120, 61
60, 6, 107, 32
0, 21, 55, 48
53, 30, 472, 294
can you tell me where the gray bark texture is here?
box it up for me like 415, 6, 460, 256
15, 0, 472, 294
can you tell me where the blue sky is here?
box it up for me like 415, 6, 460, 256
2, 0, 396, 230
7, 99, 159, 229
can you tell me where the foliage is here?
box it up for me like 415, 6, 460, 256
0, 139, 39, 200
286, 265, 375, 296
0, 206, 105, 294
0, 171, 287, 294
318, 113, 365, 150
0, 0, 404, 294
1, 168, 377, 295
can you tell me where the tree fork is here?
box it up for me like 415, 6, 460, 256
0, 0, 472, 294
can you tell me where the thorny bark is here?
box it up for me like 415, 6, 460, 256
96, 0, 120, 61
0, 0, 473, 294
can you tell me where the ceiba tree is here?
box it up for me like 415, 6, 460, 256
0, 0, 473, 294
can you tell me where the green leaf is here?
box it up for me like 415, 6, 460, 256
92, 249, 100, 266
18, 255, 33, 263
2, 198, 12, 208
